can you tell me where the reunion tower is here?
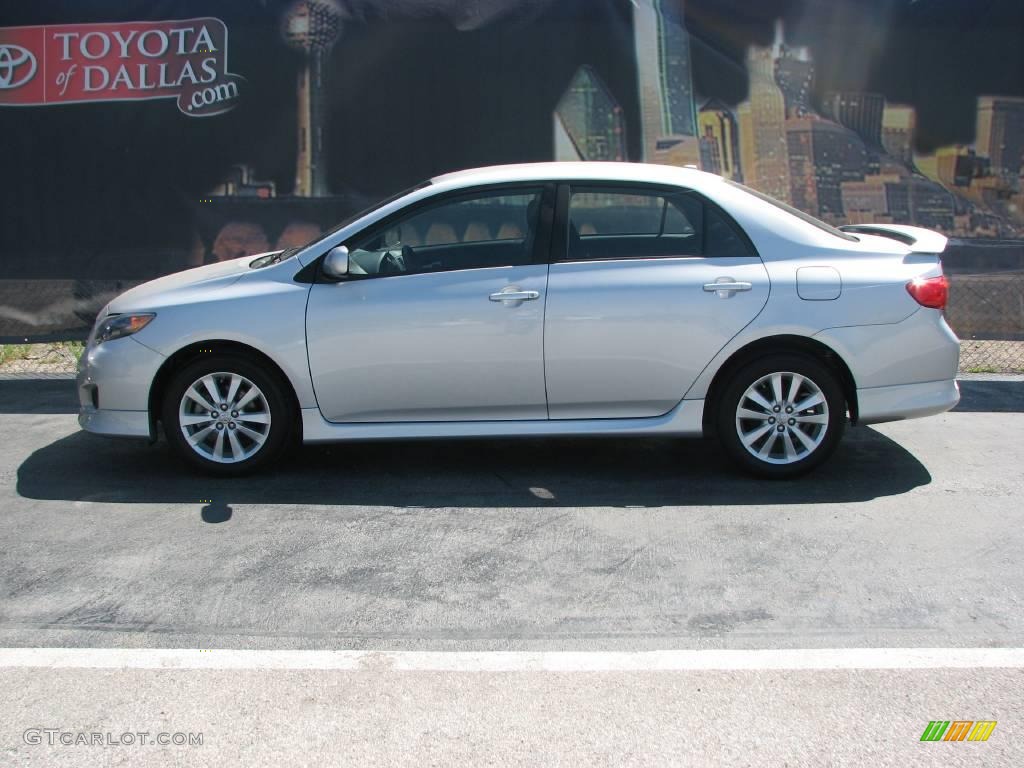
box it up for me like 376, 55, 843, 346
283, 0, 342, 197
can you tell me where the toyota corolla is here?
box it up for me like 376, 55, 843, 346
78, 162, 960, 477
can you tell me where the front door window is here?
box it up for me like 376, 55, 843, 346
348, 189, 544, 276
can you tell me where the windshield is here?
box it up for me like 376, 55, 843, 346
248, 181, 433, 269
725, 179, 859, 242
297, 181, 433, 252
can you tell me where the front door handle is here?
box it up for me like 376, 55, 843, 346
703, 278, 753, 298
489, 287, 540, 304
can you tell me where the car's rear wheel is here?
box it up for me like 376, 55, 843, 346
717, 354, 845, 478
162, 355, 293, 476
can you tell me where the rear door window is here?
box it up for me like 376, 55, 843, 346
565, 186, 755, 261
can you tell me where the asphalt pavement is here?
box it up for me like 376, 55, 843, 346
0, 375, 1021, 766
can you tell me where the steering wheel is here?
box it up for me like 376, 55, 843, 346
379, 250, 403, 274
401, 244, 416, 272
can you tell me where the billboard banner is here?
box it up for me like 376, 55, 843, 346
0, 18, 242, 116
0, 0, 1022, 340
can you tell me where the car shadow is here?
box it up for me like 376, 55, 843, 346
952, 380, 1024, 413
16, 424, 930, 509
12, 377, 1022, 509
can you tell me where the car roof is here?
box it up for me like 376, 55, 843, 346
431, 161, 721, 190
424, 162, 900, 258
295, 161, 886, 269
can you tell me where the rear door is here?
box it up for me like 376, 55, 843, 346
544, 183, 770, 419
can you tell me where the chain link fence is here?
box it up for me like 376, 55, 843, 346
946, 271, 1024, 373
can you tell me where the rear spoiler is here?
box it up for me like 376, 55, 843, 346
838, 224, 948, 254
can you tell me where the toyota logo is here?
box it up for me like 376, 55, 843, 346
0, 44, 37, 89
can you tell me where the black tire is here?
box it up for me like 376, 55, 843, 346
162, 354, 294, 476
716, 354, 846, 479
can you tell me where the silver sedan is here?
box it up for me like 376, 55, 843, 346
77, 162, 960, 477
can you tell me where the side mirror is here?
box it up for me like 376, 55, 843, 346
322, 245, 350, 279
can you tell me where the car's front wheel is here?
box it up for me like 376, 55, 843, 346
717, 355, 845, 478
162, 355, 293, 475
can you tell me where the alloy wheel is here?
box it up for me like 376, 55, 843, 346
734, 371, 829, 465
178, 372, 272, 464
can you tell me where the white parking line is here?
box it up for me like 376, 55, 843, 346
1, 647, 1023, 671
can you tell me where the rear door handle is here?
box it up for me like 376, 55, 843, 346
703, 279, 752, 298
489, 288, 540, 303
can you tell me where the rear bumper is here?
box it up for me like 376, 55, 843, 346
856, 379, 960, 425
814, 310, 960, 391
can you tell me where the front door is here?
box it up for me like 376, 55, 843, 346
306, 186, 552, 423
544, 184, 770, 419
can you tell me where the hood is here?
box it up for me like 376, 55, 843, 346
106, 251, 283, 314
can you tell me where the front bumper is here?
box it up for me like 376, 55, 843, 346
78, 407, 152, 438
856, 378, 960, 425
77, 336, 165, 439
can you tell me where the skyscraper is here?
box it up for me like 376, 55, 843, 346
882, 104, 916, 164
283, 0, 342, 197
554, 66, 626, 162
936, 146, 989, 188
976, 96, 1024, 185
823, 91, 885, 148
786, 118, 867, 221
698, 99, 741, 180
840, 174, 900, 224
772, 21, 814, 119
633, 0, 697, 161
840, 169, 962, 234
737, 45, 791, 202
785, 118, 818, 214
907, 176, 957, 231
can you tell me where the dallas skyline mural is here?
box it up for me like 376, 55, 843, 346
0, 0, 1022, 340
554, 3, 1024, 239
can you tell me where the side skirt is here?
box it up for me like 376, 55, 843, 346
300, 399, 706, 443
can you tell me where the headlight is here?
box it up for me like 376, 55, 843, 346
93, 313, 156, 345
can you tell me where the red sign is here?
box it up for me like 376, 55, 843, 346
0, 18, 242, 116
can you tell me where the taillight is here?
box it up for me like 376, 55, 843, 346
906, 275, 948, 309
